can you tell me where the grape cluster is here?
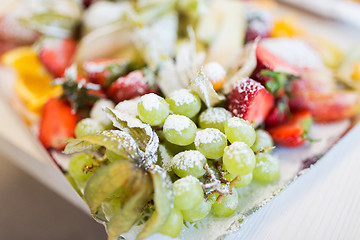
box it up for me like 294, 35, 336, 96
67, 89, 280, 238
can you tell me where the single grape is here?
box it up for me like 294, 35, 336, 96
159, 208, 183, 238
172, 150, 206, 178
224, 117, 256, 146
68, 153, 97, 188
166, 89, 201, 118
75, 118, 106, 138
182, 198, 212, 222
253, 153, 280, 183
173, 176, 204, 210
198, 107, 232, 133
163, 114, 197, 146
137, 93, 169, 126
212, 190, 239, 217
195, 128, 227, 159
90, 98, 115, 128
224, 172, 253, 188
223, 141, 256, 176
251, 129, 274, 153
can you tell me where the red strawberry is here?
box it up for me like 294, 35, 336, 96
289, 90, 360, 122
265, 98, 289, 127
82, 58, 129, 87
39, 98, 77, 150
227, 78, 274, 125
251, 44, 300, 86
107, 70, 157, 103
267, 110, 313, 147
39, 38, 77, 78
245, 9, 272, 43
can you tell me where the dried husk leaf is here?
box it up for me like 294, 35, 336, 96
64, 130, 141, 161
84, 161, 137, 214
107, 170, 153, 240
137, 165, 173, 240
190, 69, 225, 108
105, 107, 159, 167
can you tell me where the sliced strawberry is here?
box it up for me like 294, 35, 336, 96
227, 78, 274, 125
250, 44, 300, 86
38, 38, 77, 78
82, 58, 130, 88
39, 98, 77, 150
107, 70, 157, 103
267, 110, 312, 147
265, 98, 290, 127
289, 91, 360, 122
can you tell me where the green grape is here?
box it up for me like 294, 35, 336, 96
212, 190, 239, 217
198, 107, 232, 133
159, 208, 183, 238
251, 129, 274, 153
224, 117, 256, 146
114, 97, 140, 118
223, 141, 256, 176
90, 98, 115, 128
182, 198, 212, 222
195, 128, 227, 159
106, 149, 127, 162
224, 172, 253, 188
163, 114, 197, 146
138, 93, 170, 126
253, 153, 280, 183
172, 150, 206, 178
75, 118, 106, 138
173, 176, 204, 210
166, 89, 201, 118
68, 153, 97, 188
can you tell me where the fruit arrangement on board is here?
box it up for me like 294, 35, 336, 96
1, 0, 360, 239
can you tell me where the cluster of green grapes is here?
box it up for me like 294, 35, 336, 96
67, 89, 280, 238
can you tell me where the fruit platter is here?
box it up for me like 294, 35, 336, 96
0, 0, 360, 239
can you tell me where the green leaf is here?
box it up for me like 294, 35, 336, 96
105, 108, 159, 167
137, 165, 173, 240
64, 130, 141, 161
21, 12, 78, 38
84, 161, 136, 214
261, 69, 299, 96
190, 69, 225, 108
107, 170, 153, 240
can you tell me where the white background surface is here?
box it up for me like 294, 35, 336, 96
1, 2, 360, 240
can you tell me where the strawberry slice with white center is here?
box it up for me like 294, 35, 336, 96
227, 78, 274, 125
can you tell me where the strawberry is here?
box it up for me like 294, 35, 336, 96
289, 90, 360, 122
82, 58, 130, 88
267, 110, 313, 147
107, 70, 157, 103
227, 78, 274, 125
39, 98, 77, 150
265, 98, 290, 127
38, 38, 77, 78
251, 44, 300, 86
245, 9, 271, 43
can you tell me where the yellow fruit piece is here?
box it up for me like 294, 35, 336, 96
2, 47, 62, 113
271, 17, 305, 38
351, 62, 360, 82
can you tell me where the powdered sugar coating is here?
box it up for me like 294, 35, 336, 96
168, 89, 198, 106
140, 93, 163, 111
173, 175, 201, 195
198, 107, 232, 133
203, 62, 226, 83
195, 128, 224, 145
163, 114, 192, 133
